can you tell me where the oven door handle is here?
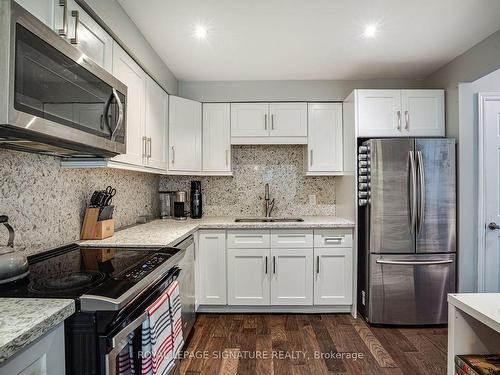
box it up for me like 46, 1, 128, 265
105, 310, 148, 375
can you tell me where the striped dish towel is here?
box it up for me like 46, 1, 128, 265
166, 281, 184, 356
117, 333, 135, 375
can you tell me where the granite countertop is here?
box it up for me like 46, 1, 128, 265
0, 298, 75, 364
80, 216, 355, 248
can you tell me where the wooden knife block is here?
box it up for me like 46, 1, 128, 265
81, 207, 115, 240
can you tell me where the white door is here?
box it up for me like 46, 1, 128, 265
144, 76, 168, 171
227, 248, 270, 305
15, 0, 60, 30
202, 103, 231, 172
401, 90, 445, 136
230, 103, 269, 138
67, 0, 113, 72
307, 103, 343, 172
357, 90, 402, 137
169, 96, 202, 172
269, 103, 307, 137
480, 94, 500, 292
198, 231, 226, 305
313, 248, 353, 305
111, 42, 146, 166
271, 248, 313, 305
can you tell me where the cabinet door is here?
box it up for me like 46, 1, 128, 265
145, 76, 168, 170
269, 103, 307, 137
230, 103, 269, 137
357, 90, 402, 137
227, 248, 270, 305
307, 103, 343, 172
271, 248, 313, 305
67, 0, 113, 72
111, 42, 146, 166
198, 231, 226, 305
401, 90, 445, 136
15, 0, 60, 30
169, 96, 202, 172
313, 248, 353, 305
203, 103, 231, 172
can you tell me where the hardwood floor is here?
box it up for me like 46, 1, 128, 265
180, 314, 448, 375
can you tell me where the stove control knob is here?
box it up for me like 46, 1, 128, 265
359, 145, 369, 154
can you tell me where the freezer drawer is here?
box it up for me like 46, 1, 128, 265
368, 253, 455, 325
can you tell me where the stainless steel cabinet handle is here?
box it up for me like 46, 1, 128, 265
397, 111, 402, 131
271, 114, 275, 130
147, 138, 152, 158
142, 136, 147, 158
324, 237, 342, 243
310, 149, 313, 166
404, 110, 409, 130
110, 89, 123, 141
225, 149, 229, 166
265, 256, 268, 274
171, 146, 175, 164
376, 259, 453, 265
58, 0, 67, 36
417, 151, 425, 234
408, 151, 417, 233
316, 256, 320, 274
70, 10, 79, 44
273, 256, 276, 274
264, 114, 268, 130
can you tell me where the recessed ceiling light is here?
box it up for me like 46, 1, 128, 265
363, 24, 377, 38
195, 25, 207, 39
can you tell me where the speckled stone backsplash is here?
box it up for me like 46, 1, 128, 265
160, 145, 336, 217
0, 150, 159, 255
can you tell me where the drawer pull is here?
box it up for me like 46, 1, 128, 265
324, 237, 343, 243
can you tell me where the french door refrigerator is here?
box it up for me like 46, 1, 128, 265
357, 138, 456, 325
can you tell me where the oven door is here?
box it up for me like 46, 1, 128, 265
4, 2, 127, 157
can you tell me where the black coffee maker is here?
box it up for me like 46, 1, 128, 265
190, 181, 202, 218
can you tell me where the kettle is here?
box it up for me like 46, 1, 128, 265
0, 216, 29, 284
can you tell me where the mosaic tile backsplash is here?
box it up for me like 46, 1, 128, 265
160, 145, 336, 217
0, 150, 159, 255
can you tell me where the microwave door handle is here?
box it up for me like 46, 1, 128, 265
110, 89, 124, 141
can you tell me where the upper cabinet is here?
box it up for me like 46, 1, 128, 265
306, 103, 343, 174
169, 96, 202, 173
145, 76, 168, 170
355, 89, 444, 137
203, 103, 232, 174
231, 102, 307, 144
16, 0, 113, 72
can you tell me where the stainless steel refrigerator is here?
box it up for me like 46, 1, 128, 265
357, 138, 456, 325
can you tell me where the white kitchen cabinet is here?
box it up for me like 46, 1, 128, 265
269, 103, 307, 137
0, 324, 65, 375
231, 103, 308, 144
306, 103, 343, 174
271, 248, 313, 306
15, 0, 62, 31
67, 0, 113, 72
202, 103, 231, 173
144, 76, 168, 170
111, 42, 146, 166
227, 230, 271, 248
169, 96, 202, 172
227, 248, 270, 305
401, 90, 445, 136
314, 248, 353, 305
355, 89, 445, 137
231, 103, 269, 138
198, 231, 226, 305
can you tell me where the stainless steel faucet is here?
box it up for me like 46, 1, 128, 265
264, 183, 275, 218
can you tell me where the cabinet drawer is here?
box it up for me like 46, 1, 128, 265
314, 229, 353, 248
271, 229, 313, 248
227, 230, 270, 248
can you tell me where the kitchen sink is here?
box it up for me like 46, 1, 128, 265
234, 218, 304, 223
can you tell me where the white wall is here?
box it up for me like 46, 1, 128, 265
79, 0, 178, 94
178, 79, 424, 102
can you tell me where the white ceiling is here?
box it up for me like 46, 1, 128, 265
118, 0, 500, 81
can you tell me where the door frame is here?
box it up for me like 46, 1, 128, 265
477, 92, 500, 292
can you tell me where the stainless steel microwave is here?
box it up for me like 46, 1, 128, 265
0, 1, 127, 157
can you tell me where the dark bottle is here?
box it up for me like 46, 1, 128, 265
190, 181, 202, 218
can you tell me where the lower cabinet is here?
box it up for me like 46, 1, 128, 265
197, 231, 226, 305
314, 247, 353, 305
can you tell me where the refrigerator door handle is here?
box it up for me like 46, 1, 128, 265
408, 151, 417, 233
376, 259, 453, 265
417, 150, 425, 234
